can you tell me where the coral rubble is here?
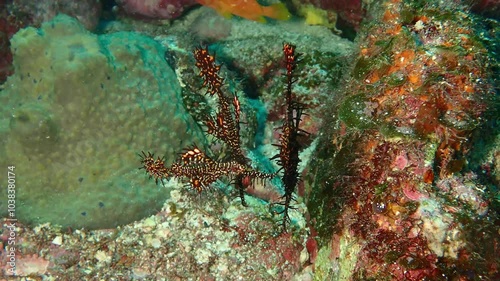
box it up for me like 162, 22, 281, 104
0, 180, 309, 279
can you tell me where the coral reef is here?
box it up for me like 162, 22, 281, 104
307, 0, 499, 279
141, 43, 307, 231
0, 0, 101, 83
3, 0, 498, 278
181, 16, 354, 145
0, 14, 205, 229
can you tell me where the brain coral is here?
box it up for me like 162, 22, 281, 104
0, 14, 205, 229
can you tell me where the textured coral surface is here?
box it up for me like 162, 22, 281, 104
0, 0, 498, 279
307, 0, 499, 280
0, 15, 204, 229
0, 180, 309, 279
117, 0, 197, 19
0, 0, 30, 84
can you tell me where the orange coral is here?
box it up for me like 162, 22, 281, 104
196, 0, 291, 23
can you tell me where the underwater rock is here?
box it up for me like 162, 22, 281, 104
0, 181, 309, 279
0, 5, 31, 84
307, 0, 499, 279
0, 14, 205, 229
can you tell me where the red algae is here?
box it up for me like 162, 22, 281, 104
307, 0, 498, 279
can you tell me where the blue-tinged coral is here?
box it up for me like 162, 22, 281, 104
0, 14, 205, 229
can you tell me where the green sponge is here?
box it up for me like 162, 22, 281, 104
0, 15, 205, 229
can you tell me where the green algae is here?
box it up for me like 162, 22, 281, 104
338, 94, 378, 130
353, 39, 394, 80
305, 133, 358, 246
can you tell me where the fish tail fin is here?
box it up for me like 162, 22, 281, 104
263, 3, 291, 21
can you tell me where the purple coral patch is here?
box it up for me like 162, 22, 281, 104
117, 0, 197, 19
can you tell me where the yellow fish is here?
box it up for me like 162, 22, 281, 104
196, 0, 291, 23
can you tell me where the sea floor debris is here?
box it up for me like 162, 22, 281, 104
1, 179, 310, 280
